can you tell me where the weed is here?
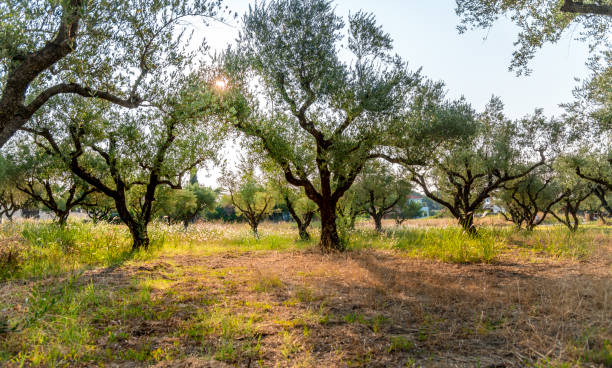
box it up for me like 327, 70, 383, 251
280, 331, 302, 359
252, 273, 283, 293
388, 336, 414, 353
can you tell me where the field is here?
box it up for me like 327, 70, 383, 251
1, 219, 611, 367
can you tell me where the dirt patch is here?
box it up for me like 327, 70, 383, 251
2, 246, 612, 367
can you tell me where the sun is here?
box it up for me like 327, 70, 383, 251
214, 79, 228, 90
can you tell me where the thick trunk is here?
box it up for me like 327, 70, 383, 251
56, 211, 70, 227
600, 212, 608, 225
298, 224, 310, 241
127, 221, 149, 251
319, 201, 342, 252
373, 213, 383, 232
458, 212, 477, 235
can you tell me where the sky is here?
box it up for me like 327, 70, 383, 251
195, 0, 593, 186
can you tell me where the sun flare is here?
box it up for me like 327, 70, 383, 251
214, 79, 228, 90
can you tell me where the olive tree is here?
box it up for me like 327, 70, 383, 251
0, 0, 229, 147
221, 165, 275, 238
272, 176, 317, 241
552, 158, 596, 231
221, 0, 426, 251
0, 155, 30, 221
352, 161, 411, 232
455, 0, 611, 75
11, 146, 95, 226
563, 52, 611, 204
393, 200, 425, 225
384, 99, 550, 234
156, 184, 217, 228
496, 167, 567, 230
23, 74, 226, 250
82, 192, 115, 224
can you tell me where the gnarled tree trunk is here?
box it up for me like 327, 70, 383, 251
319, 201, 342, 252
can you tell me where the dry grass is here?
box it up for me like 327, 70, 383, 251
1, 220, 611, 367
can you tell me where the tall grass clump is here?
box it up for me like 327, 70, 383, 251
510, 226, 596, 260
0, 220, 133, 280
392, 227, 503, 263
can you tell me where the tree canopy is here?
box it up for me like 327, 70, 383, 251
221, 0, 439, 251
455, 0, 612, 75
0, 0, 229, 146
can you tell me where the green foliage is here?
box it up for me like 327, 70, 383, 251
221, 0, 427, 250
0, 0, 229, 145
352, 161, 412, 231
155, 184, 217, 227
405, 98, 555, 234
394, 200, 425, 224
455, 0, 612, 75
222, 163, 276, 237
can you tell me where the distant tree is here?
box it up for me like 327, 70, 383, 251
222, 165, 276, 238
22, 74, 226, 250
82, 192, 115, 224
496, 168, 566, 230
455, 0, 611, 75
206, 203, 238, 222
336, 187, 366, 231
0, 0, 228, 147
156, 184, 217, 228
352, 161, 412, 232
222, 0, 433, 251
12, 147, 95, 226
0, 156, 30, 221
270, 174, 317, 240
551, 160, 595, 231
393, 200, 425, 225
384, 98, 551, 234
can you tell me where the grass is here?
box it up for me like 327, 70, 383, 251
0, 218, 610, 366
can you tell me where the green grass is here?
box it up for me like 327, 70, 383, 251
0, 220, 134, 280
509, 226, 606, 260
1, 220, 601, 284
347, 227, 505, 263
0, 219, 609, 367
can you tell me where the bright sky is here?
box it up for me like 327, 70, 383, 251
196, 0, 592, 186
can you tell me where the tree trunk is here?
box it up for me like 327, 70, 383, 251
298, 224, 310, 241
56, 211, 70, 227
127, 221, 149, 251
250, 221, 259, 239
319, 201, 342, 252
458, 212, 477, 235
373, 213, 383, 232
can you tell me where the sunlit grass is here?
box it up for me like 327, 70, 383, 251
1, 219, 607, 282
0, 218, 609, 367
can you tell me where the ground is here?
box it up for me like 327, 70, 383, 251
1, 220, 611, 367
